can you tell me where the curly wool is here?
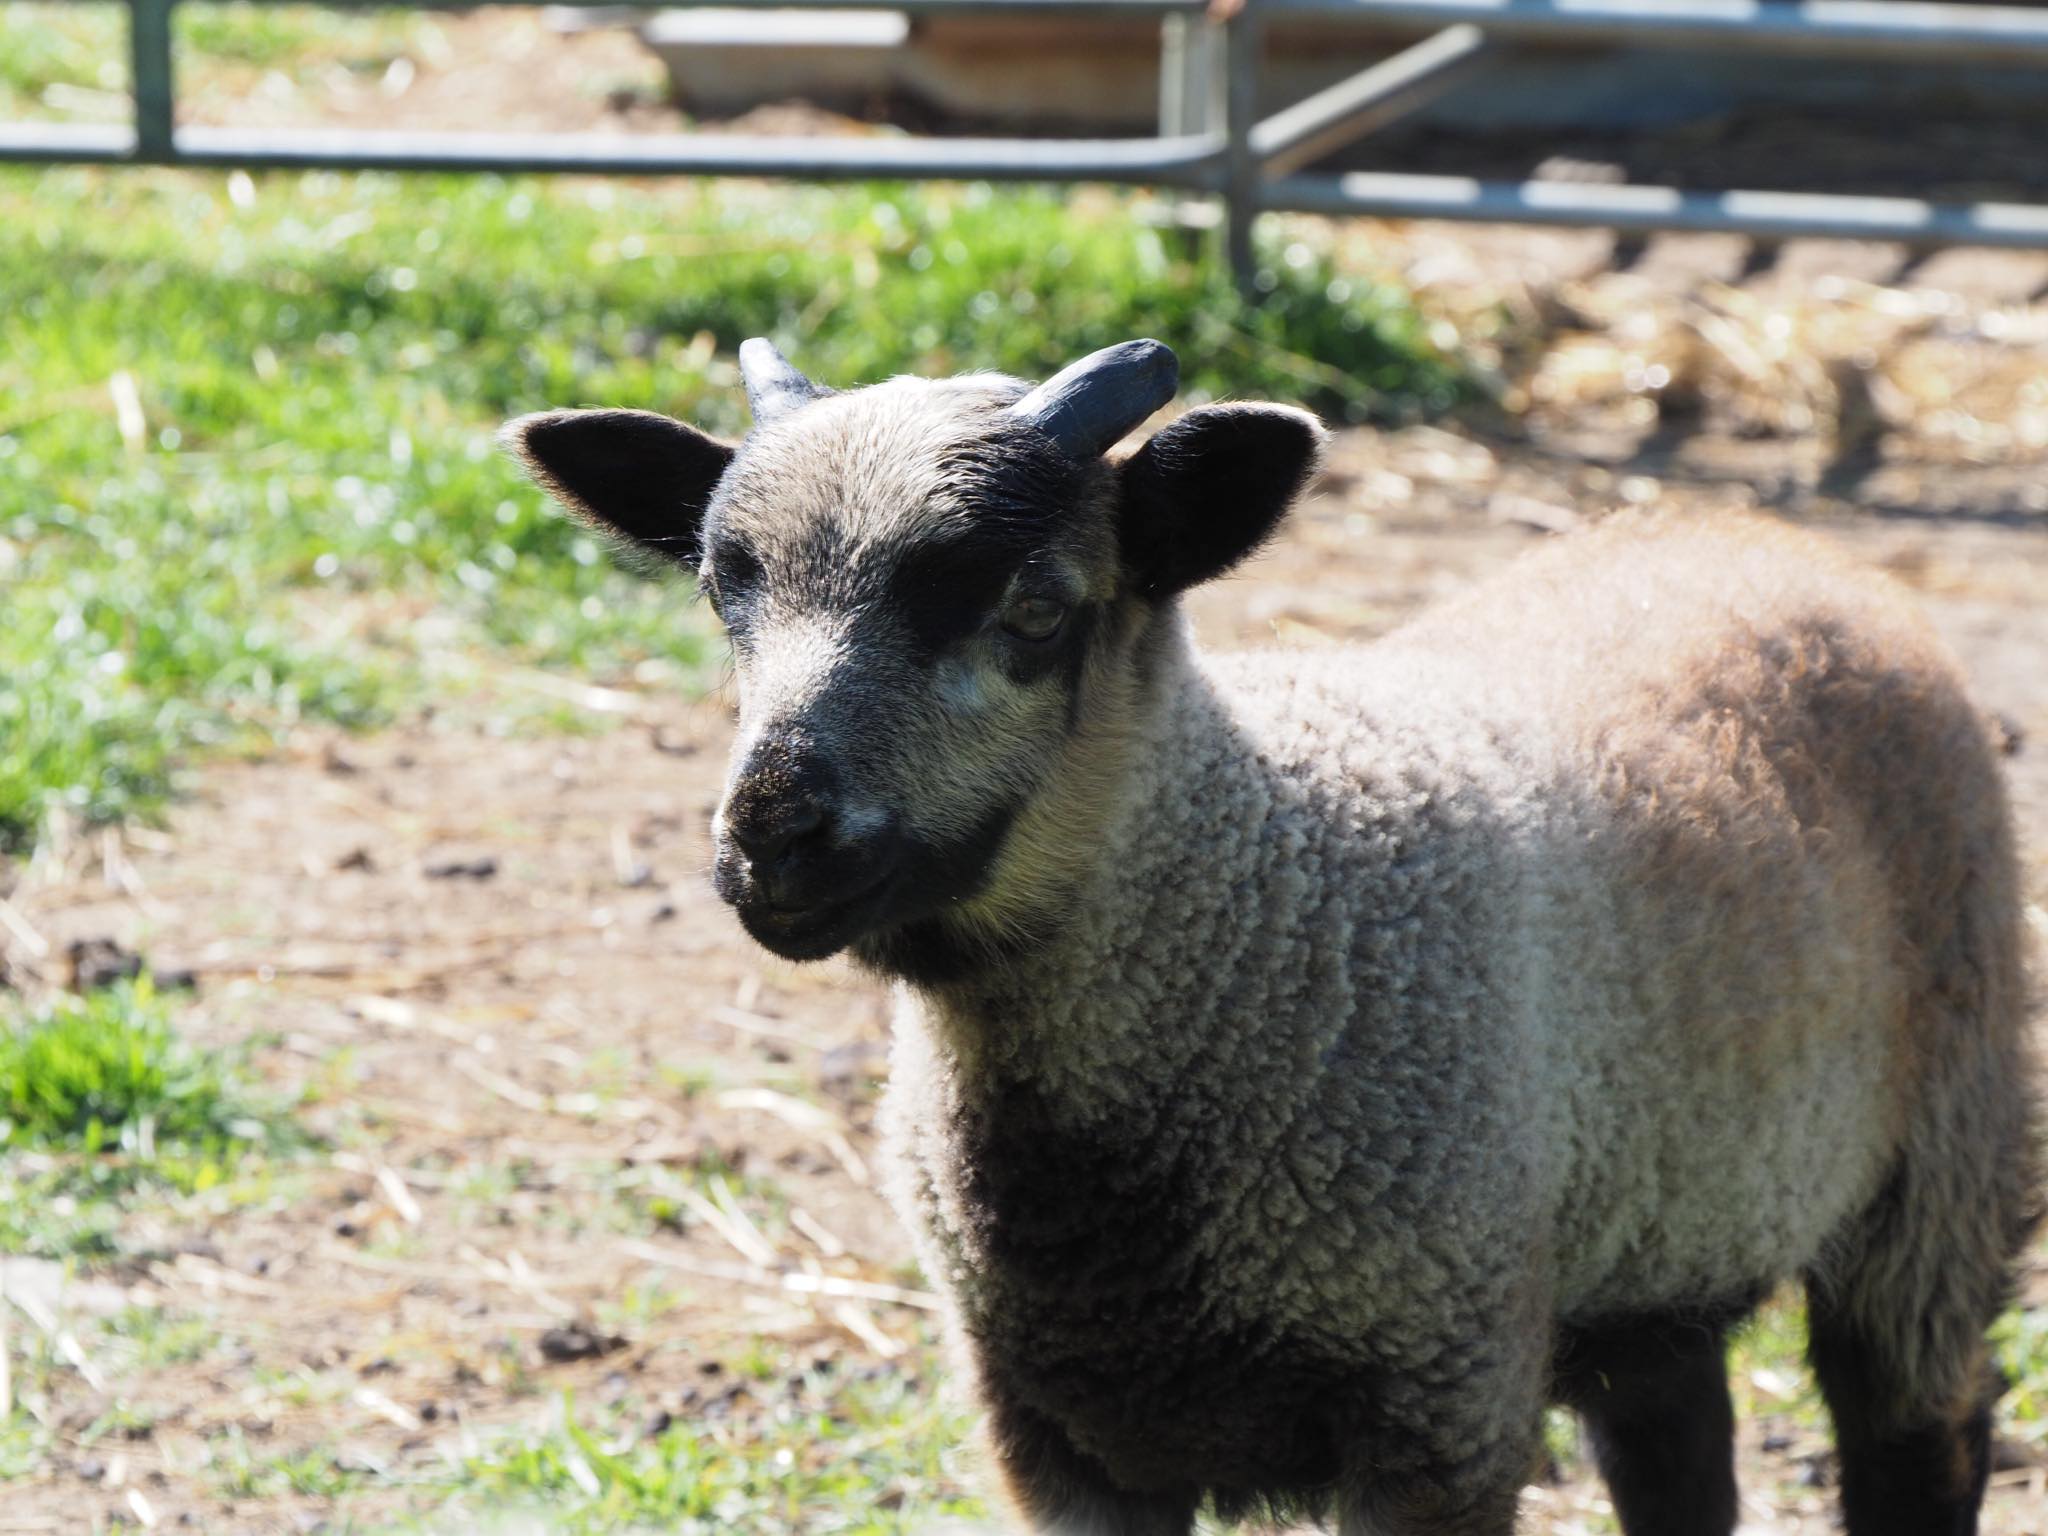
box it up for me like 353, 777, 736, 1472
880, 510, 2035, 1519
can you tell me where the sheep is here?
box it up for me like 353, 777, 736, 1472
502, 337, 2040, 1536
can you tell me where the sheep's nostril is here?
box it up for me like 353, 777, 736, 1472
731, 799, 828, 867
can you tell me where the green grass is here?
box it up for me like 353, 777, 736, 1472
89, 1355, 981, 1534
0, 3, 432, 121
101, 1305, 228, 1371
0, 978, 284, 1156
0, 1161, 130, 1260
175, 2, 427, 72
449, 1374, 983, 1536
0, 163, 1468, 851
1995, 1306, 2048, 1451
0, 1420, 52, 1482
1726, 1293, 1824, 1428
0, 980, 302, 1256
1726, 1290, 2048, 1460
0, 3, 124, 118
211, 1428, 387, 1502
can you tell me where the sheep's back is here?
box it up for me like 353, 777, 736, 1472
1212, 510, 2015, 1316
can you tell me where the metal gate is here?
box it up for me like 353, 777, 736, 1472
10, 0, 2048, 287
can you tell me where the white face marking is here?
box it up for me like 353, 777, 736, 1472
731, 609, 854, 747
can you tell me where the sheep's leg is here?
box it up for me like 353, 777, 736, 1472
981, 1396, 1199, 1536
1552, 1311, 1740, 1536
1800, 963, 2036, 1535
1806, 1286, 1999, 1536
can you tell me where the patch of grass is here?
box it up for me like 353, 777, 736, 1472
596, 1278, 688, 1330
79, 1397, 169, 1445
0, 1420, 52, 1482
177, 1, 427, 73
101, 1305, 227, 1371
0, 1162, 129, 1260
0, 980, 305, 1259
0, 464, 392, 847
210, 1428, 384, 1501
1724, 1293, 1829, 1433
0, 3, 125, 120
1540, 1406, 1582, 1474
451, 1370, 983, 1536
1994, 1306, 2048, 1449
2, 162, 1468, 851
0, 979, 287, 1159
0, 2, 430, 121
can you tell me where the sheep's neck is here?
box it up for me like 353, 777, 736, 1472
913, 634, 1310, 1104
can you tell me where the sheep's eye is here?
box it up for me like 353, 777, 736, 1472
999, 595, 1067, 643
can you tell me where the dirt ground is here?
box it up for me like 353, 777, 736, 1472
10, 12, 2048, 1532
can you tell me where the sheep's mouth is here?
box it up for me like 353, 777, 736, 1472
736, 869, 898, 961
718, 801, 1021, 968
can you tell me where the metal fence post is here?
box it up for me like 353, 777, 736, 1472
1222, 3, 1261, 296
131, 0, 175, 162
1159, 9, 1225, 254
1159, 14, 1191, 135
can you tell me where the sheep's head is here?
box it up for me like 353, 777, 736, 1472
502, 340, 1324, 978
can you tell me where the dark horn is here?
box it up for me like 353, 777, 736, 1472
739, 337, 828, 427
1007, 339, 1179, 459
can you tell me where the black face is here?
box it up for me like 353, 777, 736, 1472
502, 371, 1327, 980
700, 419, 1108, 968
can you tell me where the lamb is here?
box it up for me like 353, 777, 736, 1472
503, 337, 2040, 1536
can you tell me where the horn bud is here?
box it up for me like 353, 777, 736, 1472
1008, 339, 1179, 460
739, 337, 828, 427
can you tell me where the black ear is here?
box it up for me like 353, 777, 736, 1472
1116, 404, 1327, 599
500, 408, 733, 564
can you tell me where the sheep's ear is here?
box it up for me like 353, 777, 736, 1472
1115, 404, 1327, 598
500, 408, 733, 564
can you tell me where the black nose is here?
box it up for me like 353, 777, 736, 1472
729, 797, 827, 866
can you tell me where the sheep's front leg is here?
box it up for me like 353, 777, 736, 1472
983, 1396, 1199, 1536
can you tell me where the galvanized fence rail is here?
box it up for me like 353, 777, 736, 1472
10, 0, 2048, 286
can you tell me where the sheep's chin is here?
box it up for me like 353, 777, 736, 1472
732, 869, 900, 962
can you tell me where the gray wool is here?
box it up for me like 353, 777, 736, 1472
880, 510, 2035, 1521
